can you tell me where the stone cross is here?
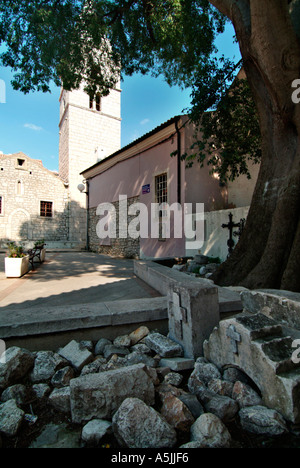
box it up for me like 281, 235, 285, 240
226, 324, 241, 354
222, 213, 242, 257
170, 292, 188, 340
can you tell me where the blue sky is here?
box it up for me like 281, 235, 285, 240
0, 24, 240, 172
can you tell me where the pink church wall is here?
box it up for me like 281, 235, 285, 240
88, 135, 186, 258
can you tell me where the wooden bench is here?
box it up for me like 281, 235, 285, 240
27, 244, 46, 270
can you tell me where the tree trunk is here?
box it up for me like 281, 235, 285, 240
210, 0, 300, 292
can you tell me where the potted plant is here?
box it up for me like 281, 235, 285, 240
5, 242, 30, 278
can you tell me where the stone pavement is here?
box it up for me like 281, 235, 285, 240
0, 251, 160, 308
0, 251, 167, 349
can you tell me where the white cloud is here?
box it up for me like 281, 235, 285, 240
140, 118, 150, 126
24, 123, 43, 131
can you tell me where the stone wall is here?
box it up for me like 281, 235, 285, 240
0, 153, 69, 247
88, 196, 140, 258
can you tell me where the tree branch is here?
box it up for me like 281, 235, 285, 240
208, 0, 234, 19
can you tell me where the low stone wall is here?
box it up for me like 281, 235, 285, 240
88, 196, 140, 258
185, 206, 250, 261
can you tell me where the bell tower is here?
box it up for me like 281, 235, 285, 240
58, 82, 121, 247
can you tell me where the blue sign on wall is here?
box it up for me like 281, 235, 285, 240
142, 184, 151, 194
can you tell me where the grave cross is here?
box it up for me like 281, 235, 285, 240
226, 324, 241, 354
222, 213, 242, 257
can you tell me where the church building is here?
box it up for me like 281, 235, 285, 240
0, 80, 121, 249
0, 76, 258, 260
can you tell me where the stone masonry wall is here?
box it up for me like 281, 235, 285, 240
0, 153, 69, 247
88, 196, 140, 258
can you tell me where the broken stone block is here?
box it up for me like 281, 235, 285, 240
81, 419, 112, 445
1, 384, 27, 405
204, 313, 300, 423
190, 413, 232, 448
30, 351, 68, 383
144, 332, 183, 358
58, 340, 93, 371
0, 347, 35, 389
70, 364, 155, 423
113, 335, 131, 347
168, 280, 219, 358
112, 397, 177, 448
32, 383, 51, 399
49, 387, 71, 414
190, 358, 221, 385
164, 372, 183, 387
94, 338, 112, 355
160, 393, 195, 432
0, 399, 25, 437
232, 381, 262, 408
178, 394, 204, 420
204, 394, 239, 422
159, 357, 195, 371
51, 366, 75, 388
207, 378, 234, 398
103, 344, 130, 360
239, 405, 288, 436
241, 289, 300, 331
29, 423, 81, 448
129, 326, 150, 345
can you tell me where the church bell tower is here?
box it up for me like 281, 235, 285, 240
58, 82, 121, 247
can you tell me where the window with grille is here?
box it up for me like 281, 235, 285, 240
155, 173, 168, 206
155, 173, 168, 240
40, 201, 53, 218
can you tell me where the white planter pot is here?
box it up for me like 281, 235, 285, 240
40, 248, 46, 263
5, 255, 30, 278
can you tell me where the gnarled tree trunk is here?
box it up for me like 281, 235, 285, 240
210, 0, 300, 292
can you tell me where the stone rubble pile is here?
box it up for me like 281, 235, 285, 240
172, 254, 220, 279
0, 327, 295, 448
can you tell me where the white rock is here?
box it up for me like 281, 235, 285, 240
0, 399, 25, 437
81, 419, 112, 444
190, 413, 232, 448
112, 397, 177, 448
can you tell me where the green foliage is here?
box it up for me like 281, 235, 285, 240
6, 242, 26, 258
0, 0, 261, 180
185, 76, 262, 182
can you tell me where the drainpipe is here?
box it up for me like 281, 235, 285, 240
175, 120, 181, 204
85, 180, 90, 251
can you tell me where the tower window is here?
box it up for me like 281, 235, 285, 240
40, 201, 53, 218
0, 196, 3, 215
17, 180, 23, 195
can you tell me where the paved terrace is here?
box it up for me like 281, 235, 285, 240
0, 251, 167, 350
0, 251, 243, 351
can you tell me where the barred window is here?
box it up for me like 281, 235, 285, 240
155, 173, 168, 206
40, 201, 53, 218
